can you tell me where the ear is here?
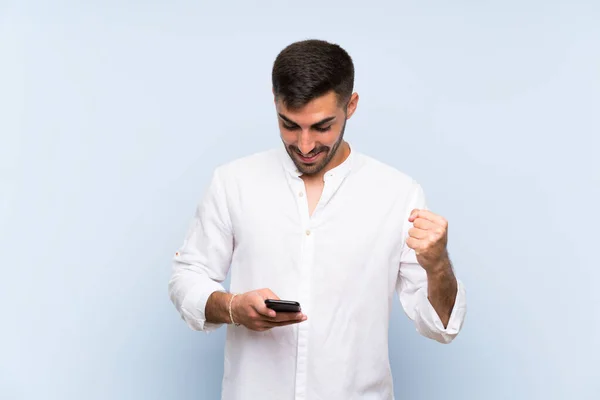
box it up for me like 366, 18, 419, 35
345, 92, 359, 119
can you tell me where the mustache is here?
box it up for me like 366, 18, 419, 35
290, 146, 329, 157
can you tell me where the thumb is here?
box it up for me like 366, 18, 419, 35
261, 288, 280, 301
255, 289, 278, 317
408, 208, 420, 223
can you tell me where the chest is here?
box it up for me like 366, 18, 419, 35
230, 174, 407, 269
303, 180, 324, 217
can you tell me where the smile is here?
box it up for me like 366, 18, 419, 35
296, 151, 323, 163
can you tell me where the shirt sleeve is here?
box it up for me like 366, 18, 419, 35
396, 182, 467, 344
168, 167, 234, 332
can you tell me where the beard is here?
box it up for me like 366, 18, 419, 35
285, 119, 347, 176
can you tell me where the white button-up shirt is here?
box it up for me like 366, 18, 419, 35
169, 145, 467, 400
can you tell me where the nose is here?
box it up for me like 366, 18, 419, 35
297, 130, 316, 155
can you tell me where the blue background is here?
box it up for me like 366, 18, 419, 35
1, 1, 599, 399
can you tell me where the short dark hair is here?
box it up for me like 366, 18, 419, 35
272, 39, 354, 110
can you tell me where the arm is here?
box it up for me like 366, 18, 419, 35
396, 182, 467, 344
207, 289, 308, 331
204, 291, 235, 325
168, 167, 308, 332
168, 168, 233, 332
425, 255, 457, 327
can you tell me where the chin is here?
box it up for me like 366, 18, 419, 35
297, 161, 328, 176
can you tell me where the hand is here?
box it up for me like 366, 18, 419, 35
406, 209, 450, 273
231, 288, 307, 332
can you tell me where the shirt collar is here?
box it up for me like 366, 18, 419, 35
279, 144, 356, 180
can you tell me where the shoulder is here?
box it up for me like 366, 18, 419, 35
352, 151, 428, 212
211, 148, 282, 184
353, 151, 420, 193
214, 148, 280, 174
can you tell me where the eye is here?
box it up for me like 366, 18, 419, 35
314, 126, 331, 133
282, 123, 299, 131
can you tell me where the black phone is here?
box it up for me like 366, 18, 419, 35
265, 299, 301, 313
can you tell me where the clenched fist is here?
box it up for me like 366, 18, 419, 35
406, 209, 450, 273
232, 288, 307, 332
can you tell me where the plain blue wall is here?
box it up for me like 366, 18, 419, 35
1, 1, 599, 399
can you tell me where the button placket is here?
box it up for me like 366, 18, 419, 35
295, 218, 314, 400
286, 168, 350, 399
285, 175, 313, 399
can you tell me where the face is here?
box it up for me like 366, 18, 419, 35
276, 90, 358, 176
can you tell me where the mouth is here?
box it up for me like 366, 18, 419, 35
296, 151, 324, 164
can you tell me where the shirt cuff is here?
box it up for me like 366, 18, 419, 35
415, 279, 467, 344
180, 279, 226, 333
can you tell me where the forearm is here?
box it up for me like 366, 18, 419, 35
426, 256, 458, 328
168, 266, 228, 331
205, 291, 234, 325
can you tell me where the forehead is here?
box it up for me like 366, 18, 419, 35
276, 91, 341, 124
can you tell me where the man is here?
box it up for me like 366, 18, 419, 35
169, 39, 466, 400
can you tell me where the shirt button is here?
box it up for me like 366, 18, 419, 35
305, 230, 311, 236
299, 192, 304, 197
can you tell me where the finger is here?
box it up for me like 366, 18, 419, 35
414, 219, 447, 238
273, 316, 308, 327
264, 315, 308, 329
408, 208, 420, 222
253, 289, 281, 318
254, 320, 279, 331
252, 297, 277, 318
255, 305, 276, 318
408, 227, 428, 239
413, 218, 436, 231
260, 311, 305, 323
273, 311, 306, 323
412, 210, 448, 227
406, 236, 426, 252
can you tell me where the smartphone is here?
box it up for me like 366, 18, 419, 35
265, 299, 301, 313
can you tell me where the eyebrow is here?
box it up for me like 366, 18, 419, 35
278, 113, 336, 128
